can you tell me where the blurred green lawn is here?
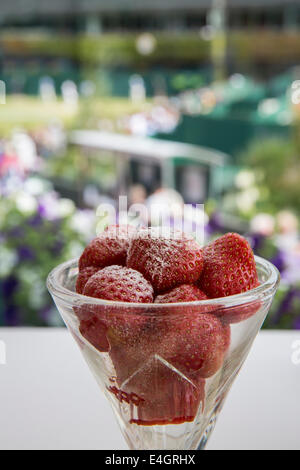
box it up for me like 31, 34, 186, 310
0, 95, 152, 135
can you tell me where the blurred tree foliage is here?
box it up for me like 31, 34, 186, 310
241, 130, 300, 215
171, 73, 205, 92
45, 147, 116, 190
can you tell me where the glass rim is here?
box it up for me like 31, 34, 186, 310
47, 256, 280, 310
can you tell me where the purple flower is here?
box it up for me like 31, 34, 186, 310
4, 305, 20, 326
8, 226, 25, 239
280, 251, 300, 285
207, 213, 224, 233
18, 245, 35, 261
249, 233, 264, 252
38, 306, 52, 323
51, 239, 64, 256
270, 250, 286, 274
29, 213, 43, 227
293, 316, 300, 330
37, 192, 60, 221
2, 277, 18, 298
271, 287, 297, 326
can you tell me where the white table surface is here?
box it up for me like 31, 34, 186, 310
0, 328, 299, 450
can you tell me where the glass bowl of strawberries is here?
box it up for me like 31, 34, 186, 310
47, 226, 280, 450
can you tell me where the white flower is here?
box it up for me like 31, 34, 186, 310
250, 213, 275, 236
29, 281, 45, 310
67, 241, 85, 259
0, 246, 18, 277
277, 211, 299, 234
24, 177, 51, 196
15, 192, 37, 214
236, 188, 260, 214
235, 170, 255, 189
70, 210, 95, 238
57, 198, 75, 218
18, 267, 40, 285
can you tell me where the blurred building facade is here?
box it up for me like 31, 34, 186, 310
0, 0, 299, 32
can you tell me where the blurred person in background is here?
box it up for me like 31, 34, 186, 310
275, 211, 299, 253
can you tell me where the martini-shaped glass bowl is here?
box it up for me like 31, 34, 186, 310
47, 256, 279, 450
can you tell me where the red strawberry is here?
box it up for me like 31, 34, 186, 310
160, 313, 230, 379
105, 307, 150, 347
78, 266, 154, 352
108, 318, 171, 386
108, 310, 220, 424
110, 310, 230, 386
79, 315, 110, 352
76, 267, 100, 294
77, 303, 149, 354
83, 265, 154, 304
127, 228, 204, 294
79, 224, 137, 271
120, 358, 206, 426
155, 284, 208, 304
199, 233, 259, 299
109, 341, 145, 387
214, 300, 262, 325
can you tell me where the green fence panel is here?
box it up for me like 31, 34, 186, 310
156, 114, 291, 161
